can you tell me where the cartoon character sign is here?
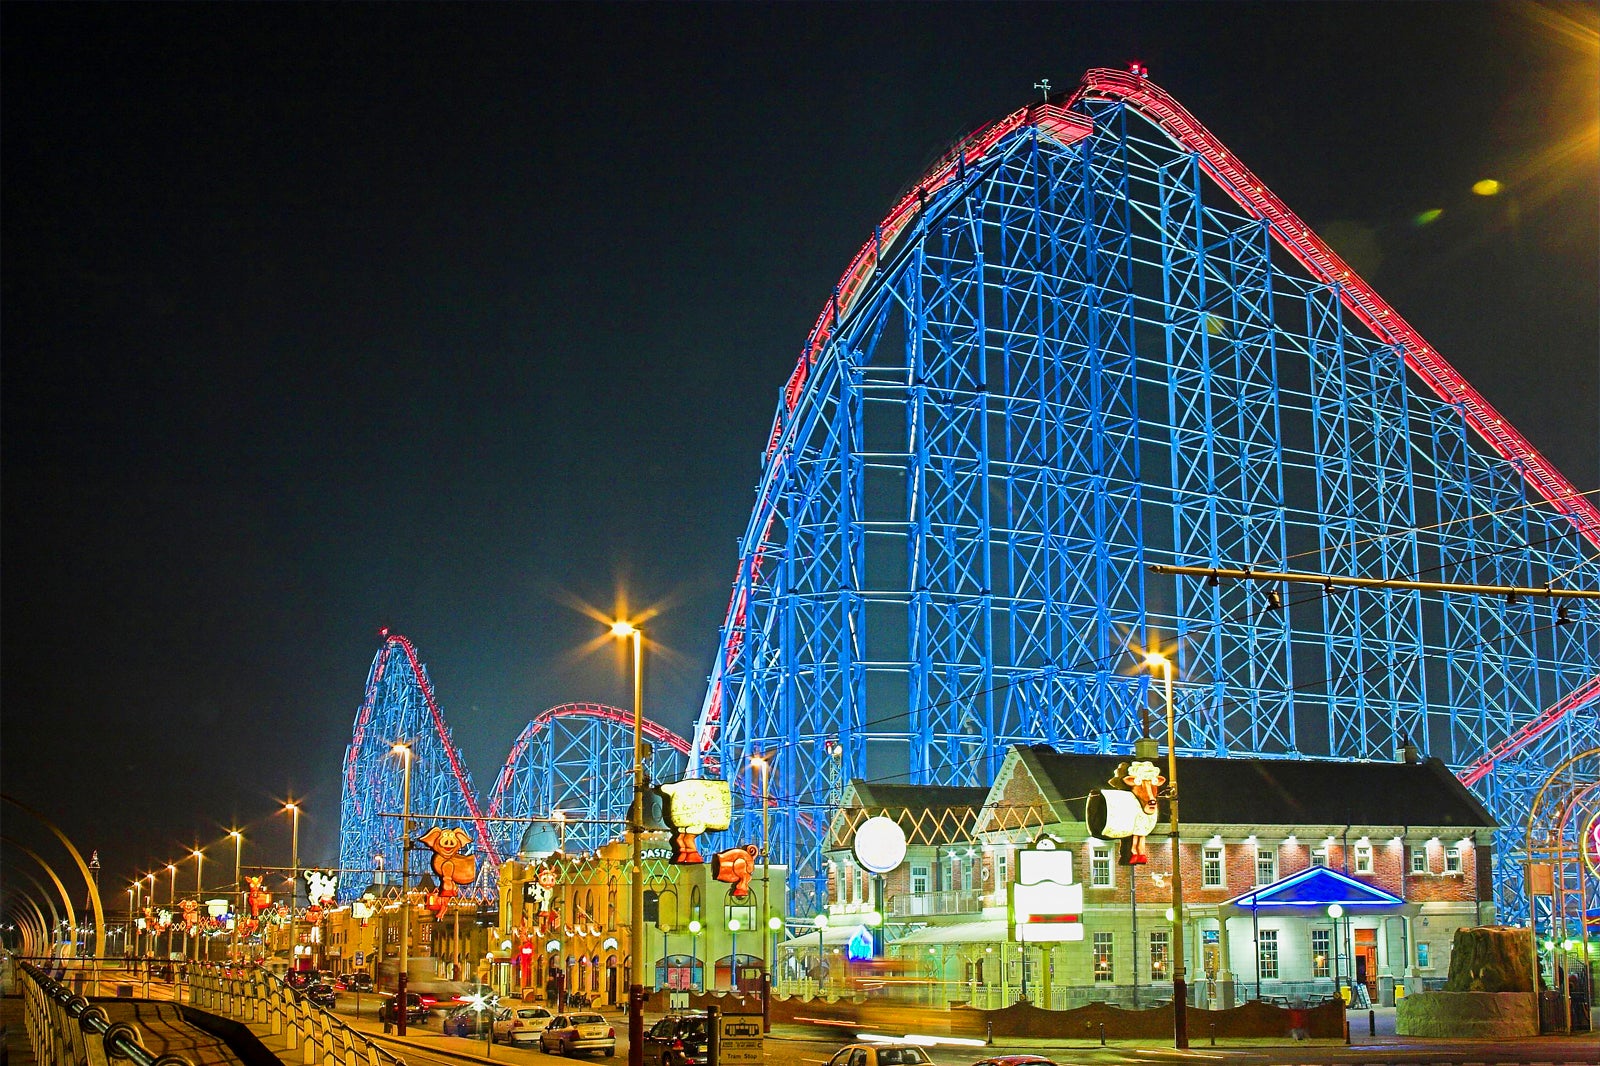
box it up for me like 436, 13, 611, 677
245, 876, 272, 917
527, 864, 560, 930
655, 780, 733, 864
419, 826, 477, 917
711, 844, 758, 899
1086, 759, 1166, 864
180, 898, 199, 932
156, 908, 173, 931
303, 869, 339, 907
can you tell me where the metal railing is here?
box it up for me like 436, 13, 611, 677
887, 889, 983, 917
18, 958, 192, 1066
186, 964, 407, 1066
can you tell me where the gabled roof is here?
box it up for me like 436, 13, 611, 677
825, 782, 988, 849
1015, 747, 1495, 830
1227, 866, 1405, 910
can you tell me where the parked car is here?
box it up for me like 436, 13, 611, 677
824, 1045, 934, 1066
494, 1005, 553, 1046
443, 1004, 506, 1037
342, 972, 373, 992
303, 982, 338, 1009
377, 993, 432, 1026
641, 1014, 709, 1066
538, 1012, 616, 1057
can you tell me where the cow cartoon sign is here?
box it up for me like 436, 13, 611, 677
1086, 759, 1166, 864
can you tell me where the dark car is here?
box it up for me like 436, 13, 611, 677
303, 983, 338, 1009
641, 1014, 709, 1066
443, 1004, 505, 1038
284, 969, 314, 991
342, 972, 374, 992
378, 993, 432, 1026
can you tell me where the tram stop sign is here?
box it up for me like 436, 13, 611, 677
716, 1013, 763, 1066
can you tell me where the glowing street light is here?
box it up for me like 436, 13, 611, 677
230, 830, 243, 962
284, 801, 300, 975
609, 618, 647, 1066
1144, 649, 1188, 1050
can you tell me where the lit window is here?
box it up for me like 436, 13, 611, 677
1203, 846, 1224, 888
1093, 931, 1114, 982
1090, 845, 1113, 887
1149, 930, 1169, 980
1257, 929, 1279, 979
1255, 847, 1276, 885
1417, 942, 1430, 968
1354, 842, 1373, 874
911, 864, 929, 895
1311, 847, 1330, 868
1410, 847, 1427, 874
1311, 928, 1330, 978
1445, 844, 1462, 874
994, 849, 1008, 889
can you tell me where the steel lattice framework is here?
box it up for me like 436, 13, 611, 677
485, 703, 691, 859
689, 69, 1600, 920
338, 631, 499, 900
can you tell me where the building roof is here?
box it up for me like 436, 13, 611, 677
1226, 866, 1405, 911
1014, 746, 1495, 830
826, 782, 990, 849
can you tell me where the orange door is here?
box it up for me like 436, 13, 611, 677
1354, 928, 1378, 993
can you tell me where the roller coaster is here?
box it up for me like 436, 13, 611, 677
339, 68, 1599, 923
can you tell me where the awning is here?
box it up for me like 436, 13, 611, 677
1226, 866, 1404, 911
892, 919, 1011, 945
780, 925, 859, 949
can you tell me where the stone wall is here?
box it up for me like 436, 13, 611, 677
1396, 990, 1536, 1038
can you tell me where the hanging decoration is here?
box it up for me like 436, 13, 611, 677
712, 844, 758, 899
1086, 759, 1165, 864
245, 876, 273, 917
303, 869, 340, 907
655, 779, 732, 864
419, 825, 477, 917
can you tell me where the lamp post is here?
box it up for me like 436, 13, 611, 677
146, 873, 156, 959
609, 619, 646, 1066
728, 918, 740, 992
230, 830, 243, 963
1145, 650, 1188, 1049
284, 802, 300, 975
813, 914, 828, 996
752, 754, 773, 1028
193, 848, 205, 963
392, 743, 414, 1036
1328, 904, 1344, 999
166, 864, 177, 962
128, 886, 138, 957
687, 920, 702, 992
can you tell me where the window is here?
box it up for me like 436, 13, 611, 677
1203, 845, 1224, 887
1311, 847, 1330, 868
1255, 847, 1276, 885
961, 855, 975, 892
1410, 847, 1428, 874
1093, 932, 1114, 982
1445, 844, 1462, 874
1416, 942, 1431, 968
1311, 928, 1331, 978
1257, 929, 1279, 979
1149, 930, 1169, 980
1090, 845, 1113, 887
993, 849, 1009, 889
1354, 842, 1373, 874
911, 864, 930, 894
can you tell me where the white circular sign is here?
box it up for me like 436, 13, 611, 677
853, 816, 908, 874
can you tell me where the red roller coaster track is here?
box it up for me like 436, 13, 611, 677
694, 66, 1599, 780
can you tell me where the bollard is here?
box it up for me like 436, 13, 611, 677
1368, 1008, 1375, 1037
1098, 1022, 1106, 1047
984, 1020, 993, 1047
1344, 1018, 1351, 1045
1209, 1023, 1215, 1046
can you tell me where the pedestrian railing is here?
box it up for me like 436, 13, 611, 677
186, 965, 406, 1066
17, 958, 192, 1066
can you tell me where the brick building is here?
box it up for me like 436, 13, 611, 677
812, 744, 1495, 1009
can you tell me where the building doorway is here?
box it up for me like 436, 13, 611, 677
1354, 928, 1378, 998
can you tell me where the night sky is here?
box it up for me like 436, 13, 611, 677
4, 3, 1596, 901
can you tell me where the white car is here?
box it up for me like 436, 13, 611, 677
494, 1005, 553, 1045
539, 1012, 616, 1057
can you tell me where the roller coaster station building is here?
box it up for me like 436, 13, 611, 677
808, 743, 1495, 1010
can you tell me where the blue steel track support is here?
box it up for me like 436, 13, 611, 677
690, 85, 1600, 919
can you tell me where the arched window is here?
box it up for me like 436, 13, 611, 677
584, 889, 595, 924
690, 885, 701, 922
606, 884, 617, 931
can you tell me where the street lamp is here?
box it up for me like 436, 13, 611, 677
813, 914, 828, 995
751, 753, 773, 1027
166, 864, 177, 962
193, 848, 205, 963
392, 742, 415, 1035
1144, 650, 1188, 1049
230, 830, 243, 962
128, 886, 138, 957
609, 618, 647, 1066
284, 801, 300, 975
687, 920, 702, 992
1328, 904, 1345, 998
